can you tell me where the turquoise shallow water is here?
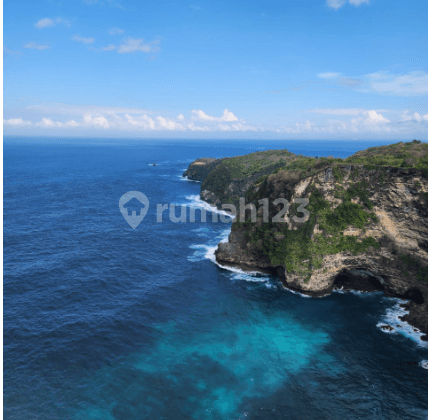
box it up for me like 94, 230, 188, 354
84, 309, 332, 419
3, 140, 428, 419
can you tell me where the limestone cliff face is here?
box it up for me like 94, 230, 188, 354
184, 143, 428, 339
215, 165, 428, 338
220, 168, 426, 274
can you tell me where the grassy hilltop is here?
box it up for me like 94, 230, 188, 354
188, 140, 428, 209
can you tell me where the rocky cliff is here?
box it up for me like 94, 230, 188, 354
184, 141, 428, 340
183, 149, 298, 208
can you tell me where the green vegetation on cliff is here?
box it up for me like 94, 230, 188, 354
345, 140, 428, 177
189, 140, 428, 283
400, 254, 428, 283
244, 186, 380, 279
253, 140, 428, 184
200, 149, 297, 207
223, 149, 293, 179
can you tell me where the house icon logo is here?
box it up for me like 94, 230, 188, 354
119, 191, 149, 229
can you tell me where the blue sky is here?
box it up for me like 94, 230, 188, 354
3, 0, 428, 139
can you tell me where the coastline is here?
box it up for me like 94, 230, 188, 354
183, 187, 428, 347
182, 142, 428, 343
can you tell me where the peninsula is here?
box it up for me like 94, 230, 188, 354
184, 141, 428, 340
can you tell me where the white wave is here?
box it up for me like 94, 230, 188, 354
188, 228, 269, 283
182, 195, 235, 219
333, 287, 377, 297
420, 360, 428, 370
377, 298, 428, 348
177, 174, 202, 182
282, 287, 313, 298
191, 227, 211, 233
218, 261, 269, 281
348, 290, 372, 296
188, 244, 212, 262
188, 229, 229, 262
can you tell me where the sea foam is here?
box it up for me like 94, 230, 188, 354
377, 298, 428, 348
188, 226, 269, 283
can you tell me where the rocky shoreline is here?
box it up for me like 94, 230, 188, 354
183, 143, 428, 341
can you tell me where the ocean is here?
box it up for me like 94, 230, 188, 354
3, 139, 428, 419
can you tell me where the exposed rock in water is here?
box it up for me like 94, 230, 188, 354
380, 324, 395, 332
184, 141, 428, 341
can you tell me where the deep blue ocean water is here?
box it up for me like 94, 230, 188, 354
3, 139, 428, 420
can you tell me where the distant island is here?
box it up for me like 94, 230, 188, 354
184, 140, 428, 340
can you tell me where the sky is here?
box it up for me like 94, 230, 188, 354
3, 0, 428, 140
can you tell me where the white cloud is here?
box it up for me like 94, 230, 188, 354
310, 108, 371, 116
24, 42, 50, 50
191, 110, 214, 121
4, 47, 22, 56
327, 0, 369, 9
317, 70, 428, 96
326, 0, 346, 9
349, 0, 370, 5
101, 38, 161, 54
191, 109, 239, 122
308, 108, 391, 132
117, 38, 160, 54
281, 120, 318, 134
102, 44, 117, 51
109, 28, 124, 35
35, 18, 55, 29
156, 116, 185, 130
83, 114, 110, 128
187, 122, 210, 132
5, 106, 255, 133
3, 118, 32, 126
64, 120, 79, 127
125, 114, 156, 129
35, 18, 70, 29
279, 111, 391, 135
7, 104, 428, 138
401, 111, 428, 123
352, 110, 390, 126
318, 72, 341, 79
72, 35, 95, 45
366, 71, 428, 96
219, 122, 258, 132
36, 118, 70, 127
338, 77, 363, 87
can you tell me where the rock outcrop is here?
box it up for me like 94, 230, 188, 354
183, 158, 220, 182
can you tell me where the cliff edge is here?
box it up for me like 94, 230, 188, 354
184, 141, 428, 340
